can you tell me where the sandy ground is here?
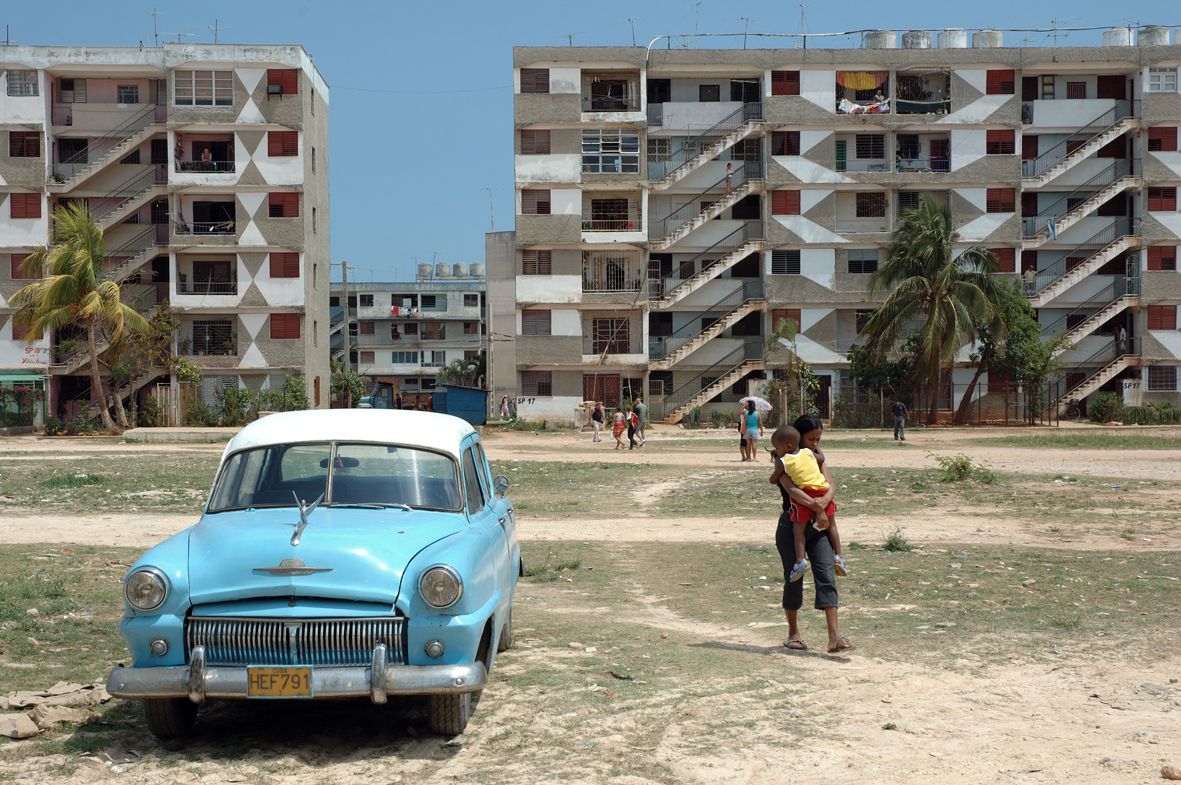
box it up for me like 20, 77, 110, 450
1, 428, 1179, 783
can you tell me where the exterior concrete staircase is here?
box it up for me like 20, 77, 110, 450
103, 225, 169, 284
1022, 111, 1137, 188
1051, 296, 1139, 357
650, 164, 765, 251
93, 167, 168, 230
1063, 354, 1141, 401
650, 222, 765, 308
665, 359, 765, 424
1023, 161, 1140, 247
49, 105, 165, 191
650, 297, 764, 370
1030, 223, 1139, 308
649, 103, 767, 191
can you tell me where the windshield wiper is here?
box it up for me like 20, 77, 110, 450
326, 502, 413, 512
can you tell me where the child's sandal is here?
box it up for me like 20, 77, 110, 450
834, 554, 848, 577
789, 559, 809, 582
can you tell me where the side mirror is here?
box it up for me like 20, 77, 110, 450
493, 475, 510, 496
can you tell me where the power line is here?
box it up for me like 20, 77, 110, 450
333, 85, 510, 95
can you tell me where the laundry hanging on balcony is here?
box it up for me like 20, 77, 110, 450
836, 71, 888, 90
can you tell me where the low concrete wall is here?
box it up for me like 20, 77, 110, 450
123, 427, 241, 443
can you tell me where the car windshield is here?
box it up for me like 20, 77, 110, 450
207, 442, 462, 513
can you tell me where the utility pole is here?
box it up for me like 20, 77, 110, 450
340, 261, 351, 376
486, 188, 497, 231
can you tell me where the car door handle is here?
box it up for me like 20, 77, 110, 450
498, 517, 507, 527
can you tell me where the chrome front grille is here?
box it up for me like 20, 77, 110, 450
185, 617, 407, 666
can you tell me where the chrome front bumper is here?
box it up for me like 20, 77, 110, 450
107, 644, 486, 704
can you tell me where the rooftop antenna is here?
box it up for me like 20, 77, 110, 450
1049, 17, 1079, 47
485, 187, 497, 232
163, 31, 196, 43
726, 17, 763, 49
689, 3, 700, 48
2, 26, 16, 46
624, 18, 651, 47
191, 19, 231, 44
147, 9, 167, 47
797, 4, 808, 49
554, 32, 584, 47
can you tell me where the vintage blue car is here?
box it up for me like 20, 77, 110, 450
107, 410, 519, 738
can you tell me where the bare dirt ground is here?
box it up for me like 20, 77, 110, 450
1, 427, 1179, 784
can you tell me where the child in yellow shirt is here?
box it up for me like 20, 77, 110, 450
769, 425, 846, 581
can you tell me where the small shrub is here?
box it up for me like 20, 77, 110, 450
1088, 392, 1122, 424
139, 395, 168, 427
1047, 610, 1083, 631
524, 558, 582, 582
43, 474, 108, 489
846, 541, 869, 551
686, 406, 702, 429
44, 415, 63, 436
882, 722, 897, 731
928, 452, 996, 484
182, 399, 219, 427
883, 528, 913, 553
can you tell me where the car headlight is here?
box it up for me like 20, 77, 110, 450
419, 565, 462, 609
124, 568, 168, 611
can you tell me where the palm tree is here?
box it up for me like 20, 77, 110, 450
860, 194, 1006, 425
436, 352, 486, 389
11, 203, 149, 430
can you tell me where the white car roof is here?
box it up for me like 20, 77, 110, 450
221, 410, 478, 461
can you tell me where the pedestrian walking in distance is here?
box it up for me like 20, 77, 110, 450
591, 402, 604, 442
891, 398, 908, 441
633, 395, 647, 447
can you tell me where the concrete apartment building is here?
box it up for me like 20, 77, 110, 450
489, 26, 1181, 424
0, 44, 330, 417
330, 265, 487, 407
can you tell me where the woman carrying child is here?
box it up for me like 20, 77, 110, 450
768, 414, 853, 654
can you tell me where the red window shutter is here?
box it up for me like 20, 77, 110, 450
1148, 305, 1177, 331
771, 131, 800, 156
986, 188, 1016, 213
986, 129, 1015, 155
772, 308, 801, 329
10, 193, 41, 219
1147, 246, 1177, 271
1149, 127, 1178, 152
521, 189, 551, 215
10, 253, 35, 279
268, 131, 298, 156
11, 320, 42, 341
519, 68, 549, 94
990, 248, 1016, 273
1096, 75, 1126, 100
770, 71, 800, 96
269, 252, 300, 278
268, 69, 298, 95
1022, 135, 1038, 160
1149, 187, 1178, 212
360, 321, 375, 335
772, 190, 801, 216
986, 70, 1015, 95
269, 192, 299, 218
270, 313, 300, 339
520, 129, 550, 154
359, 351, 374, 364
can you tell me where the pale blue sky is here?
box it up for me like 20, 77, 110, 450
5, 1, 1176, 280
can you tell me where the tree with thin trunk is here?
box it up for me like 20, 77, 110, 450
10, 204, 149, 431
860, 194, 1007, 425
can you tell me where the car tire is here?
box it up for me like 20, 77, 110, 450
142, 698, 198, 739
427, 692, 471, 736
497, 607, 514, 652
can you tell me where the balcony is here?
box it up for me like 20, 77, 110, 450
175, 220, 235, 235
836, 72, 890, 115
177, 280, 238, 295
581, 71, 641, 113
895, 69, 951, 115
836, 134, 889, 173
835, 192, 889, 233
582, 250, 646, 293
175, 136, 236, 176
176, 161, 235, 173
583, 335, 643, 355
581, 194, 643, 235
896, 133, 952, 173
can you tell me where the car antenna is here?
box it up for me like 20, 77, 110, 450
290, 491, 325, 546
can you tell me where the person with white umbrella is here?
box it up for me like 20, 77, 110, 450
740, 398, 764, 459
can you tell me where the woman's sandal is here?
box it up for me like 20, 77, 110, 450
789, 559, 809, 582
783, 639, 808, 651
827, 636, 855, 654
834, 554, 848, 577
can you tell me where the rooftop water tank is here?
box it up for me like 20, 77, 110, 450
972, 29, 1003, 48
452, 263, 468, 277
417, 263, 433, 278
902, 30, 931, 49
937, 29, 968, 49
435, 262, 451, 277
470, 263, 486, 277
1140, 26, 1170, 46
865, 30, 896, 49
1103, 27, 1134, 47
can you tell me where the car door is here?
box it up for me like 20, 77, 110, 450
461, 440, 509, 594
475, 441, 517, 572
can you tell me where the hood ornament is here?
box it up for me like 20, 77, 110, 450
290, 491, 325, 547
254, 558, 333, 576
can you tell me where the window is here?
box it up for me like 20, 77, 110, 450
265, 69, 298, 95
730, 138, 760, 162
58, 78, 86, 103
464, 322, 477, 335
6, 70, 38, 97
985, 70, 1015, 95
8, 132, 40, 158
986, 129, 1015, 155
855, 134, 884, 159
772, 308, 801, 329
521, 189, 550, 215
520, 68, 549, 94
312, 207, 317, 233
856, 192, 887, 218
1097, 75, 1126, 100
1148, 305, 1177, 330
522, 371, 552, 396
403, 323, 418, 335
117, 85, 139, 104
193, 319, 234, 355
1149, 187, 1178, 212
270, 313, 301, 339
268, 131, 298, 156
1022, 135, 1038, 161
1148, 366, 1178, 391
464, 350, 480, 361
463, 448, 486, 514
1149, 68, 1178, 93
58, 138, 87, 164
647, 138, 671, 162
151, 199, 168, 224
120, 149, 141, 164
647, 78, 671, 103
730, 194, 760, 220
10, 320, 42, 342
771, 131, 800, 156
730, 313, 761, 337
174, 70, 233, 106
9, 193, 41, 219
1066, 82, 1086, 100
151, 138, 168, 164
420, 378, 438, 391
359, 351, 375, 364
896, 134, 920, 160
311, 148, 316, 173
771, 71, 801, 96
582, 129, 640, 173
391, 351, 418, 364
464, 294, 479, 307
847, 249, 878, 274
521, 309, 551, 335
1041, 75, 1055, 99
1149, 127, 1178, 152
699, 84, 720, 102
1148, 246, 1178, 271
358, 294, 374, 307
853, 310, 872, 333
10, 253, 35, 280
421, 294, 446, 310
269, 252, 299, 278
269, 192, 299, 218
520, 129, 550, 154
771, 190, 800, 216
986, 188, 1016, 213
771, 250, 801, 275
523, 249, 552, 274
990, 247, 1016, 273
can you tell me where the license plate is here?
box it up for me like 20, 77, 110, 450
247, 667, 313, 698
